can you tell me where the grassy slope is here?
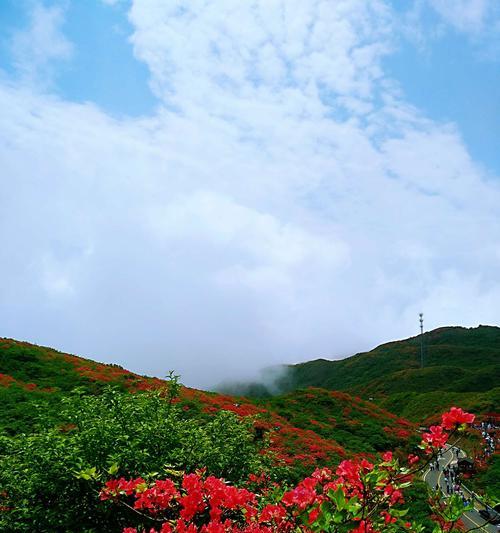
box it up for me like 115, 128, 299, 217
0, 337, 167, 434
277, 326, 500, 420
0, 338, 412, 477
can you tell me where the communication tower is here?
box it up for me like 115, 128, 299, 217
419, 313, 424, 368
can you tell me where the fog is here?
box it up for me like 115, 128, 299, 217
1, 1, 500, 389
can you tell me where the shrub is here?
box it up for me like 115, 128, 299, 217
0, 379, 269, 532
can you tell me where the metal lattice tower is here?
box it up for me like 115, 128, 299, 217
419, 313, 424, 368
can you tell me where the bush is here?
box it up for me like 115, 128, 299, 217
0, 381, 268, 532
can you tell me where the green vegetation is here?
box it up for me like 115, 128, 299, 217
378, 389, 500, 421
404, 481, 437, 531
270, 325, 500, 420
0, 337, 424, 531
256, 388, 415, 455
0, 382, 268, 532
0, 331, 497, 531
0, 338, 414, 468
0, 337, 162, 434
0, 339, 136, 392
468, 455, 500, 503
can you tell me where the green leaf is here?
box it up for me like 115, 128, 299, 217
329, 487, 346, 511
106, 463, 119, 475
74, 466, 101, 481
390, 508, 409, 517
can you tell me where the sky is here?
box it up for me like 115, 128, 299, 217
0, 0, 499, 389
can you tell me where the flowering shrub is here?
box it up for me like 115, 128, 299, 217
100, 407, 475, 533
0, 385, 269, 532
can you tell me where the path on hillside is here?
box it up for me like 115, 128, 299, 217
424, 445, 496, 533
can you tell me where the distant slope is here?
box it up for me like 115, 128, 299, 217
281, 326, 499, 391
0, 337, 165, 393
255, 388, 414, 456
269, 326, 500, 419
0, 337, 166, 434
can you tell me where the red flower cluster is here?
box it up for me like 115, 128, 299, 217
421, 407, 475, 453
104, 457, 405, 532
422, 425, 448, 450
0, 372, 40, 392
101, 472, 285, 533
101, 477, 146, 499
441, 407, 475, 430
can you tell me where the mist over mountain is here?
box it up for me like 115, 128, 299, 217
217, 325, 500, 419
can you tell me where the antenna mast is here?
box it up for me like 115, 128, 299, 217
419, 313, 424, 368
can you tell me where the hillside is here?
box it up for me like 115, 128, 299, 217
279, 326, 498, 390
0, 337, 412, 476
0, 336, 493, 531
0, 337, 166, 434
270, 325, 500, 419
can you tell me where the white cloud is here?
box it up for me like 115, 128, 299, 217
0, 0, 499, 387
397, 0, 500, 55
128, 0, 393, 116
148, 191, 349, 271
10, 2, 73, 85
428, 0, 490, 33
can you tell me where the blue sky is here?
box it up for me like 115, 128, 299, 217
0, 0, 499, 387
386, 2, 500, 176
1, 1, 498, 172
0, 0, 156, 116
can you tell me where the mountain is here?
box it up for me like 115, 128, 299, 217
273, 325, 500, 420
0, 337, 412, 477
0, 337, 165, 393
280, 326, 499, 390
1, 333, 496, 530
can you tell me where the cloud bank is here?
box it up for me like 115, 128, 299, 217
1, 0, 499, 388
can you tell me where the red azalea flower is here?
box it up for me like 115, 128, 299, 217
360, 459, 374, 472
422, 425, 448, 448
259, 504, 286, 523
351, 519, 375, 533
382, 451, 393, 462
384, 485, 404, 506
441, 407, 475, 430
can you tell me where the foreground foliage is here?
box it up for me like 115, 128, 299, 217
99, 407, 476, 532
0, 336, 496, 531
0, 380, 268, 532
0, 391, 478, 532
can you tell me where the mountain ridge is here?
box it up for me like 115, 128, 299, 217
219, 325, 500, 420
